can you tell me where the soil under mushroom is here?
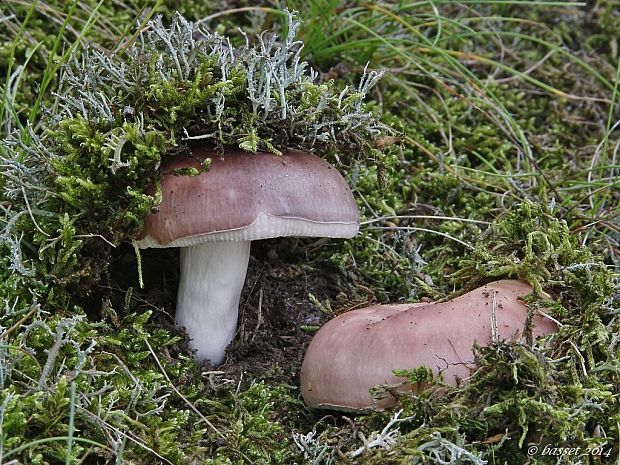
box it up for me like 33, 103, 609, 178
107, 237, 347, 390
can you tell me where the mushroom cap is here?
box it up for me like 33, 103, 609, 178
300, 280, 559, 413
137, 148, 359, 248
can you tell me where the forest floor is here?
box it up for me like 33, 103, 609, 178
1, 1, 619, 464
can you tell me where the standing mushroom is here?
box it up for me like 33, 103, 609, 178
300, 280, 558, 412
137, 148, 359, 364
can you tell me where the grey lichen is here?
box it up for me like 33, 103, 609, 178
56, 10, 387, 160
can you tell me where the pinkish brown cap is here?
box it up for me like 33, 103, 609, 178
137, 148, 359, 248
300, 280, 559, 412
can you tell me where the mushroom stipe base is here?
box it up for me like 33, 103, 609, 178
177, 241, 251, 364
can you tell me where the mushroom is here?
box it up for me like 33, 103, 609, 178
137, 148, 359, 364
300, 280, 558, 412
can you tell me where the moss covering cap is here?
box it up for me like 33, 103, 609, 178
57, 10, 388, 162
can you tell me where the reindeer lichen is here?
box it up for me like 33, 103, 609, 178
57, 10, 386, 160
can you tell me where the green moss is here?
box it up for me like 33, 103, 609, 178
2, 312, 198, 463
49, 117, 165, 239
204, 383, 302, 463
0, 308, 307, 464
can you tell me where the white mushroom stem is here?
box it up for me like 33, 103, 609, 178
176, 241, 251, 364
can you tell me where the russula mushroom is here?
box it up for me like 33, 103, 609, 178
300, 280, 558, 412
137, 148, 359, 364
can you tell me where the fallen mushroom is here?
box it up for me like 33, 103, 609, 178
137, 148, 359, 364
300, 280, 558, 412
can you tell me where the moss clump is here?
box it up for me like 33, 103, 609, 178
49, 117, 166, 241
1, 311, 205, 463
58, 11, 386, 161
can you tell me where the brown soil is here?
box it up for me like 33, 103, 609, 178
107, 238, 359, 391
